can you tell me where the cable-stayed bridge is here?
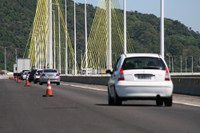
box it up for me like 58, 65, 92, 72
25, 0, 198, 75
25, 0, 157, 75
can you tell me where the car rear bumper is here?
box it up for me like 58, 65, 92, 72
34, 78, 40, 82
40, 79, 60, 83
22, 75, 27, 80
115, 81, 173, 98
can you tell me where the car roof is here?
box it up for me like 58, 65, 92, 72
43, 68, 57, 70
22, 70, 30, 72
123, 53, 162, 58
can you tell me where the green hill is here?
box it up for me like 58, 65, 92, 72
0, 0, 36, 71
1, 0, 200, 72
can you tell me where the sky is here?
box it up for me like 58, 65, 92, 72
76, 0, 200, 32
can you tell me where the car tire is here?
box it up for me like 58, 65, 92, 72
114, 89, 122, 105
34, 80, 37, 84
156, 98, 163, 106
57, 82, 60, 85
39, 82, 43, 85
108, 90, 114, 105
164, 97, 173, 107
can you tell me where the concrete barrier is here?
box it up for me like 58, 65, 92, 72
61, 75, 200, 96
172, 77, 200, 96
61, 75, 110, 86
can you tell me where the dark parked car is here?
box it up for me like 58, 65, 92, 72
34, 69, 43, 83
29, 69, 37, 82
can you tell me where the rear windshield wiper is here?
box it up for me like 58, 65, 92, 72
143, 66, 162, 70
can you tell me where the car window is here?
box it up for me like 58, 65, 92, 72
113, 57, 121, 71
31, 70, 37, 74
44, 69, 57, 73
38, 70, 42, 74
123, 57, 165, 70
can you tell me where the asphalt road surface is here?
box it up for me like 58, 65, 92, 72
1, 79, 200, 133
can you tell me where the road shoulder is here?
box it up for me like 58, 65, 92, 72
61, 81, 200, 107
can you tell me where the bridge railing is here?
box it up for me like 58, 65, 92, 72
166, 55, 200, 73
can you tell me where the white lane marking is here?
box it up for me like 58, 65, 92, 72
173, 101, 200, 108
62, 82, 200, 108
0, 76, 9, 79
62, 83, 106, 92
70, 84, 107, 92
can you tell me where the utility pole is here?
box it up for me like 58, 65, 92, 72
185, 57, 187, 72
107, 0, 112, 70
15, 48, 18, 63
74, 0, 77, 75
191, 56, 193, 73
65, 0, 68, 75
160, 0, 164, 58
53, 10, 56, 69
180, 55, 182, 73
34, 37, 37, 68
4, 47, 7, 74
48, 0, 53, 68
85, 0, 88, 75
124, 0, 127, 54
58, 5, 61, 73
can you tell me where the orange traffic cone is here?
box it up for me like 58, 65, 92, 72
17, 76, 20, 83
25, 76, 30, 87
43, 78, 53, 97
10, 76, 14, 80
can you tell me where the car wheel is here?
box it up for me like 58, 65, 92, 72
39, 82, 43, 85
57, 82, 60, 85
108, 90, 114, 105
34, 80, 37, 84
113, 89, 122, 105
164, 97, 173, 107
156, 98, 163, 106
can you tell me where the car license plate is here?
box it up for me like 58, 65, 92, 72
136, 74, 152, 79
47, 74, 54, 77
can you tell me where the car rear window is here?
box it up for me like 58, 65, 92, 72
44, 69, 57, 73
38, 70, 42, 74
122, 57, 165, 70
31, 70, 37, 74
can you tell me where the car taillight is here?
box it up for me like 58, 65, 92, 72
118, 67, 124, 81
165, 66, 170, 81
56, 73, 60, 76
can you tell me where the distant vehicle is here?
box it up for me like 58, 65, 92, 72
13, 64, 17, 73
29, 69, 37, 82
106, 53, 173, 106
34, 69, 43, 84
14, 58, 30, 76
20, 70, 30, 80
80, 68, 93, 75
39, 69, 60, 85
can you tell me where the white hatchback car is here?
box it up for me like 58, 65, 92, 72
106, 53, 173, 106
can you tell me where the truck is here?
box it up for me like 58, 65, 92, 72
13, 64, 17, 73
13, 58, 30, 76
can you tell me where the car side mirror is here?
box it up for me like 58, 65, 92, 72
106, 69, 113, 75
